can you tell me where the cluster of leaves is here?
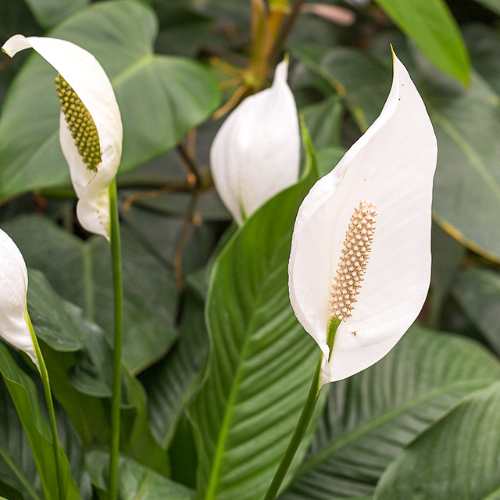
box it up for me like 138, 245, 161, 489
1, 0, 500, 499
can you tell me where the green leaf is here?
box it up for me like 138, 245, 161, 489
144, 289, 208, 448
281, 327, 500, 499
24, 0, 88, 28
374, 0, 470, 85
190, 158, 320, 498
6, 215, 177, 374
472, 0, 500, 15
27, 266, 168, 474
293, 46, 500, 261
0, 345, 80, 499
453, 268, 500, 355
86, 451, 192, 499
302, 96, 344, 150
374, 382, 500, 499
429, 224, 465, 326
0, 381, 39, 500
0, 0, 220, 200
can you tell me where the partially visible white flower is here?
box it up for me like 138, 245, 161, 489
0, 229, 35, 363
2, 35, 123, 239
211, 60, 300, 224
288, 53, 437, 383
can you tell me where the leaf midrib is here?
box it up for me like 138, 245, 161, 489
203, 236, 291, 499
294, 378, 495, 479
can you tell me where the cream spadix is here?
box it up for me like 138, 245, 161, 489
210, 60, 300, 224
0, 229, 36, 363
2, 35, 123, 239
288, 53, 437, 383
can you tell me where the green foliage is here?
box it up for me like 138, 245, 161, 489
0, 0, 220, 200
375, 0, 470, 85
375, 382, 500, 498
0, 0, 499, 499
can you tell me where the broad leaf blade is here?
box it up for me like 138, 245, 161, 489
6, 215, 177, 374
190, 174, 319, 498
282, 327, 500, 499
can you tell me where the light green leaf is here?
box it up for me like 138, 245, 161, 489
0, 0, 220, 200
374, 0, 470, 85
6, 215, 177, 374
281, 327, 500, 499
190, 152, 320, 498
86, 451, 192, 499
24, 0, 88, 28
145, 289, 208, 448
374, 382, 500, 499
453, 268, 500, 354
0, 345, 80, 499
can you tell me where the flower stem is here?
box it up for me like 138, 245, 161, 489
108, 179, 124, 500
263, 318, 340, 499
25, 312, 64, 500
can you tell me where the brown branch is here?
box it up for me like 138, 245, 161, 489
177, 143, 202, 189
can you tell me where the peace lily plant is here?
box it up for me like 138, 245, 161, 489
264, 52, 438, 498
211, 59, 300, 223
2, 34, 124, 500
0, 229, 64, 500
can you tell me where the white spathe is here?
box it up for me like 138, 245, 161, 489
288, 53, 438, 383
0, 229, 36, 363
2, 34, 123, 239
211, 60, 300, 224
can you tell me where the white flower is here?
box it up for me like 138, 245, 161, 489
288, 53, 437, 383
211, 60, 300, 224
2, 35, 123, 239
0, 229, 36, 363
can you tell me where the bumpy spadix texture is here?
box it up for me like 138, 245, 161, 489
55, 75, 102, 172
289, 53, 437, 383
211, 60, 300, 224
2, 35, 122, 239
0, 229, 35, 363
330, 201, 376, 321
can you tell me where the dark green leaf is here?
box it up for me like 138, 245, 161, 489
24, 0, 88, 28
86, 451, 192, 499
0, 0, 220, 199
6, 215, 177, 374
374, 382, 500, 499
282, 327, 500, 499
453, 268, 500, 355
145, 290, 208, 448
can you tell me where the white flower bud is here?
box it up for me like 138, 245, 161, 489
211, 60, 300, 224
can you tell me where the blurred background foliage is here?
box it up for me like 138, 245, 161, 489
1, 0, 500, 499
